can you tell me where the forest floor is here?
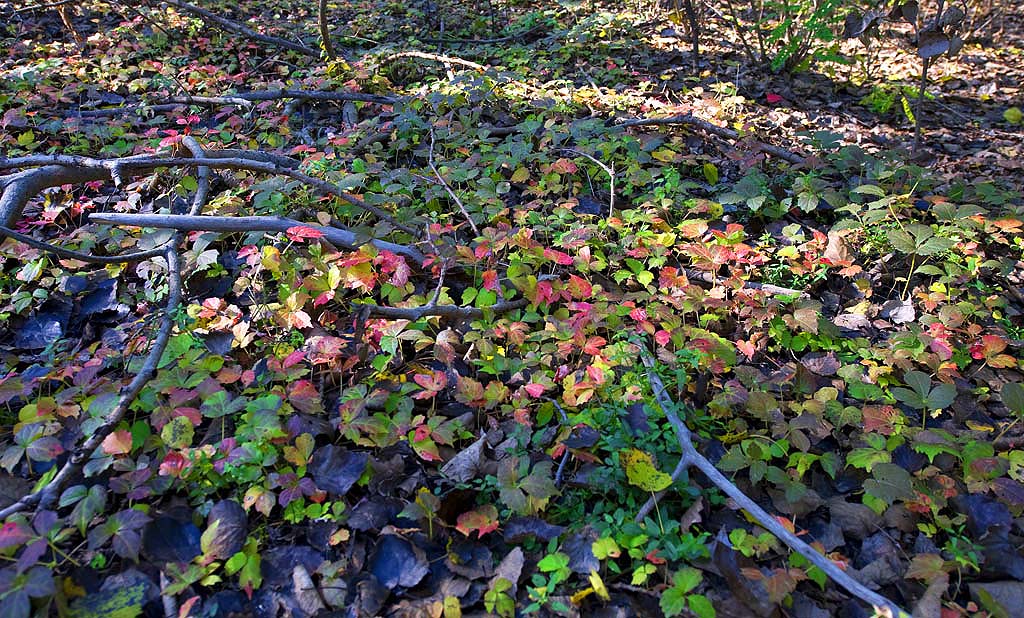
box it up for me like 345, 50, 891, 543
1, 1, 1023, 617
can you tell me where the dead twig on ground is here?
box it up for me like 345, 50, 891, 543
428, 128, 480, 237
0, 153, 420, 237
382, 51, 487, 72
88, 213, 426, 264
616, 114, 805, 164
159, 0, 319, 58
636, 343, 907, 618
77, 89, 398, 117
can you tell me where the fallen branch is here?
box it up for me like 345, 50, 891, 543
0, 243, 183, 520
0, 138, 214, 519
683, 268, 808, 298
160, 0, 320, 58
0, 153, 420, 237
636, 344, 907, 617
77, 89, 398, 117
0, 225, 169, 265
616, 114, 805, 164
355, 298, 530, 321
382, 51, 488, 72
88, 213, 426, 264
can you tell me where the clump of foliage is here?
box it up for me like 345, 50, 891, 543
0, 0, 1022, 617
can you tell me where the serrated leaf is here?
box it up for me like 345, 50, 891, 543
863, 462, 915, 505
1001, 383, 1024, 415
904, 370, 933, 398
621, 448, 673, 492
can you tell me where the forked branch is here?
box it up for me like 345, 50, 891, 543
637, 344, 907, 618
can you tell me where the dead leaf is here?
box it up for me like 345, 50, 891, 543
440, 435, 485, 483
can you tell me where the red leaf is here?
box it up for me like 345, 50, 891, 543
543, 248, 574, 266
455, 504, 500, 538
549, 158, 578, 174
566, 275, 592, 299
766, 93, 783, 104
285, 226, 325, 242
523, 383, 546, 398
482, 270, 499, 292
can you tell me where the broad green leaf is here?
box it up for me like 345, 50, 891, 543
863, 463, 915, 505
1002, 383, 1024, 415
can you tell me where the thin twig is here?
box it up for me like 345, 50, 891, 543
77, 89, 398, 117
429, 128, 480, 237
15, 0, 74, 12
354, 298, 530, 321
382, 51, 487, 72
683, 268, 808, 297
545, 397, 572, 488
558, 148, 615, 218
636, 343, 908, 617
615, 114, 805, 164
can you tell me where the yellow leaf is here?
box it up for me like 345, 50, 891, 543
570, 586, 594, 605
621, 448, 673, 492
442, 596, 462, 618
589, 570, 610, 601
511, 167, 530, 183
651, 148, 678, 163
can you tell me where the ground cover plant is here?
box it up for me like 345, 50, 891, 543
0, 0, 1023, 616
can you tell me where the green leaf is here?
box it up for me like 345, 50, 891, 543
161, 416, 194, 449
863, 462, 915, 505
661, 568, 703, 617
702, 163, 718, 185
687, 594, 716, 618
887, 229, 917, 254
660, 583, 688, 617
537, 552, 569, 573
853, 184, 885, 197
592, 537, 620, 560
904, 371, 933, 397
1001, 383, 1024, 415
925, 383, 956, 410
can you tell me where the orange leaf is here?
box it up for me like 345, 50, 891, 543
102, 429, 133, 455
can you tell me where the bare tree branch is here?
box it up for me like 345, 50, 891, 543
88, 213, 426, 264
616, 114, 805, 164
0, 243, 183, 519
636, 344, 907, 618
383, 51, 488, 72
159, 0, 320, 58
0, 153, 420, 237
